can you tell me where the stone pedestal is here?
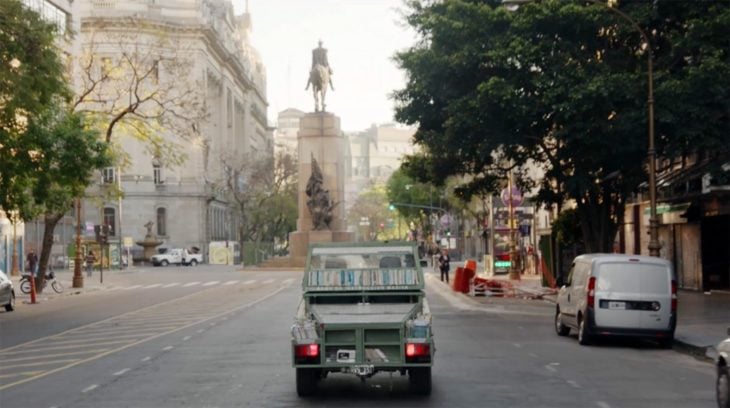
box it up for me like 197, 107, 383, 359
288, 112, 354, 262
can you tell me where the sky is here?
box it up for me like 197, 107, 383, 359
232, 0, 418, 132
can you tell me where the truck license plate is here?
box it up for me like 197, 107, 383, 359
608, 301, 625, 310
352, 365, 374, 376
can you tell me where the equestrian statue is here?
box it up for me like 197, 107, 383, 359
305, 40, 335, 112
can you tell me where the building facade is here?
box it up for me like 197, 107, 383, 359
74, 0, 270, 263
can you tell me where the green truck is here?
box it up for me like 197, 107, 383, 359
291, 242, 435, 396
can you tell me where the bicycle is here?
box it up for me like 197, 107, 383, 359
20, 270, 63, 294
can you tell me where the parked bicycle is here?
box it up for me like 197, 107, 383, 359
20, 270, 63, 294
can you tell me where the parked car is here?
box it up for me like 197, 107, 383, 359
555, 254, 676, 347
151, 248, 203, 266
718, 328, 730, 408
0, 270, 16, 312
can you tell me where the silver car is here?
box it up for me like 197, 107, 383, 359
0, 270, 16, 312
718, 328, 730, 408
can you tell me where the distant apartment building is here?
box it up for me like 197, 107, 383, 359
273, 108, 305, 156
72, 0, 271, 262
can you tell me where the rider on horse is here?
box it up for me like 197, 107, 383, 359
306, 40, 334, 91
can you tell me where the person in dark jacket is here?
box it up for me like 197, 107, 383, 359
438, 248, 451, 283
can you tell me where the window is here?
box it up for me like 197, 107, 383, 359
156, 208, 166, 236
102, 167, 115, 184
21, 0, 69, 34
103, 208, 116, 236
153, 164, 162, 185
151, 60, 159, 83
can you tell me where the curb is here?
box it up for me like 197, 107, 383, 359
672, 338, 717, 363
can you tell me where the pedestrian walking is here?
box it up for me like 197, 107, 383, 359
438, 248, 451, 283
26, 250, 38, 276
85, 250, 96, 277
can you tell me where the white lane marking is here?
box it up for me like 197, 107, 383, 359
566, 380, 581, 389
142, 284, 161, 289
82, 384, 98, 393
141, 357, 151, 362
203, 281, 220, 287
221, 316, 228, 321
596, 402, 611, 408
283, 278, 294, 284
162, 283, 180, 288
123, 285, 142, 290
210, 322, 216, 326
262, 278, 275, 284
183, 281, 201, 287
545, 363, 559, 373
512, 343, 522, 348
224, 280, 238, 286
182, 336, 191, 341
242, 280, 255, 285
197, 329, 205, 334
528, 353, 538, 358
113, 368, 130, 376
163, 346, 173, 351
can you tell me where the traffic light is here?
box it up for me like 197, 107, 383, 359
446, 229, 451, 237
388, 203, 396, 211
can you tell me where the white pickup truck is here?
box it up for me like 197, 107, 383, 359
151, 248, 203, 267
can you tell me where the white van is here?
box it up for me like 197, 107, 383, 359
555, 254, 677, 347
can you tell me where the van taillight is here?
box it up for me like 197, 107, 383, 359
587, 277, 596, 308
671, 280, 677, 312
294, 343, 319, 364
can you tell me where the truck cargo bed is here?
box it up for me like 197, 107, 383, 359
311, 303, 417, 325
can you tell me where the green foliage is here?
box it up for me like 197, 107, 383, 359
552, 208, 583, 247
347, 184, 394, 241
394, 0, 730, 252
0, 0, 71, 220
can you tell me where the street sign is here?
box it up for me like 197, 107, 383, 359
123, 237, 134, 248
500, 186, 523, 207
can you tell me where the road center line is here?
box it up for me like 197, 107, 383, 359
566, 380, 581, 388
113, 368, 130, 376
545, 364, 558, 373
183, 281, 201, 287
596, 402, 611, 408
162, 283, 181, 288
163, 346, 173, 351
81, 384, 98, 393
242, 280, 255, 285
203, 281, 220, 287
262, 278, 275, 284
141, 357, 151, 362
224, 280, 238, 285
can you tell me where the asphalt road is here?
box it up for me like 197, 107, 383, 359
0, 266, 716, 408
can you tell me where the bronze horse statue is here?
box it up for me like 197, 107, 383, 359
306, 64, 333, 112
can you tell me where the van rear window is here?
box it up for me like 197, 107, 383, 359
597, 263, 669, 294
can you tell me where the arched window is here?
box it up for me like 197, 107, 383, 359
103, 207, 116, 236
156, 208, 167, 236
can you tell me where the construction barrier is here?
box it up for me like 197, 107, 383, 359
451, 267, 475, 293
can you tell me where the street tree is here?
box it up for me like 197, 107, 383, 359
28, 109, 111, 291
385, 169, 440, 239
394, 0, 730, 252
0, 0, 70, 222
218, 151, 297, 262
73, 18, 208, 167
348, 184, 394, 241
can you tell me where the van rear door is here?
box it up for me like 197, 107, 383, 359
594, 262, 671, 330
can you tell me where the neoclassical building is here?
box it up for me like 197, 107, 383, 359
76, 0, 271, 262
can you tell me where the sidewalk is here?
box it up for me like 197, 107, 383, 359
444, 260, 730, 360
12, 267, 144, 302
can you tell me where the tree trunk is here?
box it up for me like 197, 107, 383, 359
36, 212, 64, 293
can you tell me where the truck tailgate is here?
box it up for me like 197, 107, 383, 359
311, 303, 417, 325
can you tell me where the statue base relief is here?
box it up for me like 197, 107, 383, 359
286, 111, 354, 265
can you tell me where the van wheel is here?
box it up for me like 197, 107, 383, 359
577, 317, 591, 346
161, 260, 169, 267
296, 368, 318, 397
555, 307, 570, 336
409, 367, 432, 395
189, 259, 198, 266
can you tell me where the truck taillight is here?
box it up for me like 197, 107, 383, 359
294, 343, 319, 364
671, 280, 677, 312
587, 277, 596, 308
405, 343, 430, 363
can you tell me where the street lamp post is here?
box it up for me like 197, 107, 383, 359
73, 197, 84, 288
502, 0, 660, 256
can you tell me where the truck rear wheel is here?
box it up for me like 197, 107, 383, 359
296, 368, 318, 397
409, 367, 431, 395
